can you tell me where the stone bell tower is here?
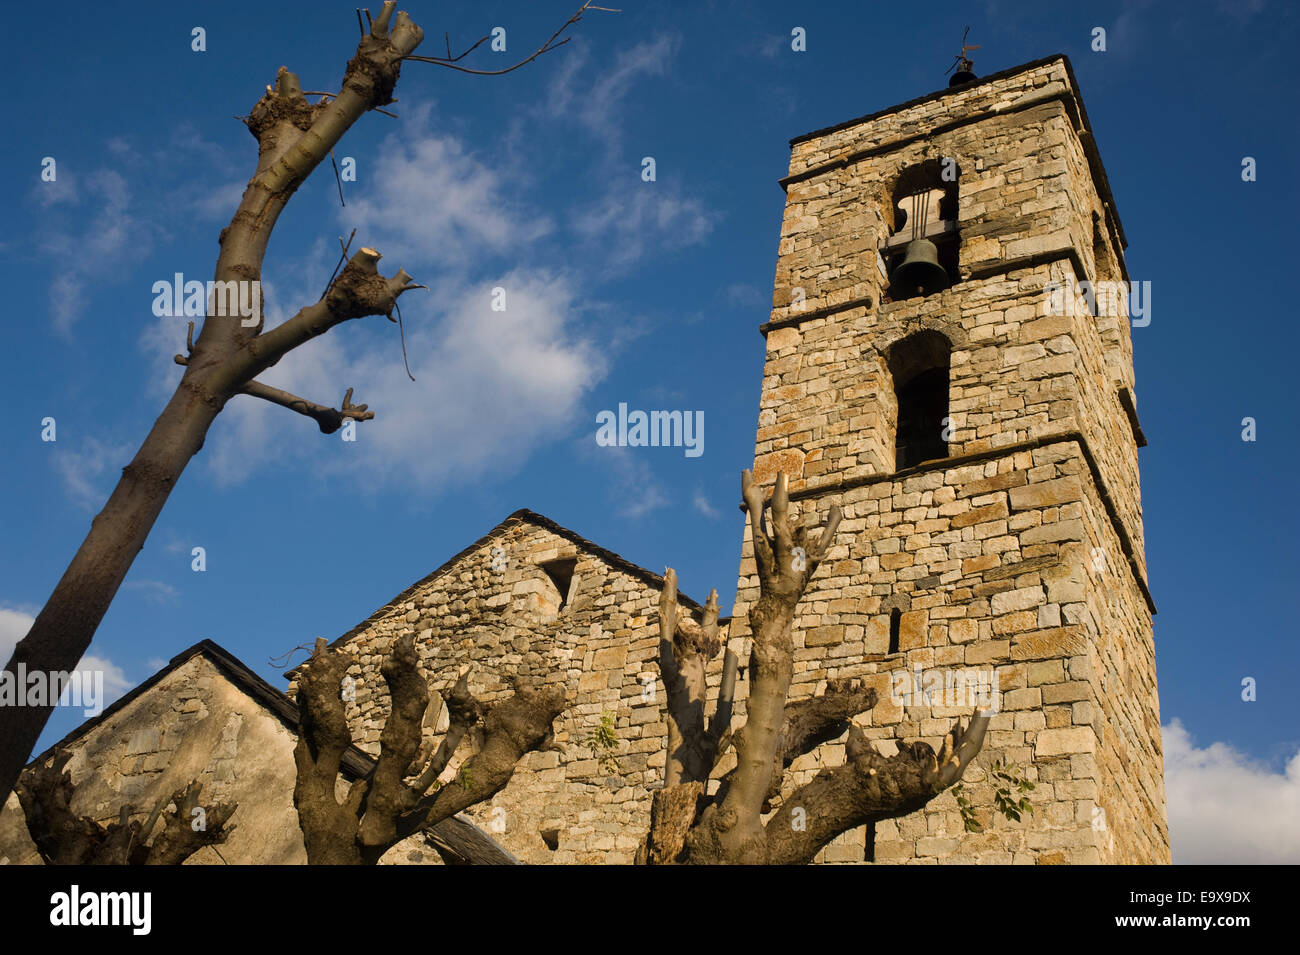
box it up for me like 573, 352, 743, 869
728, 54, 1169, 863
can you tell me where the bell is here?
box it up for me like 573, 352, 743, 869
890, 238, 950, 298
948, 40, 978, 86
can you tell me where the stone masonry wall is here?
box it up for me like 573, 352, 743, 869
297, 516, 710, 865
756, 257, 1147, 576
726, 440, 1165, 863
0, 654, 309, 865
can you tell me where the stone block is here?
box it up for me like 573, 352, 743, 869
1035, 727, 1096, 757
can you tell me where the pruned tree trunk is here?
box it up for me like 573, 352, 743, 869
640, 470, 991, 864
16, 751, 234, 865
292, 634, 566, 864
0, 3, 428, 806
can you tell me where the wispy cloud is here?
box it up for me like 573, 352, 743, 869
1216, 0, 1266, 21
572, 183, 714, 267
540, 32, 715, 268
37, 168, 154, 336
1163, 718, 1300, 863
724, 282, 766, 308
546, 34, 681, 154
50, 436, 134, 510
579, 442, 668, 519
30, 123, 248, 336
692, 488, 720, 519
122, 579, 180, 604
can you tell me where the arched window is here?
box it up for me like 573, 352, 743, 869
888, 330, 951, 469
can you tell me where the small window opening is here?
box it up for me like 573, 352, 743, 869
888, 608, 901, 655
864, 820, 877, 862
540, 828, 560, 851
540, 558, 577, 612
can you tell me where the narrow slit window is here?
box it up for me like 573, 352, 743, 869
888, 608, 901, 655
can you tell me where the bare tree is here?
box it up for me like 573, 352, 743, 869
0, 1, 606, 805
292, 634, 566, 864
639, 471, 991, 864
16, 751, 234, 865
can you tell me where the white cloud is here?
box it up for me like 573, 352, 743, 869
161, 269, 606, 492
724, 282, 766, 308
0, 608, 36, 667
0, 606, 132, 710
345, 119, 552, 269
135, 119, 620, 496
73, 653, 133, 706
1163, 719, 1300, 863
50, 437, 134, 510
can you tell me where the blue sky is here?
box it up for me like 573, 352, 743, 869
1, 0, 1296, 862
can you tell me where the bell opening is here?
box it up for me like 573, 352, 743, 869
888, 238, 953, 300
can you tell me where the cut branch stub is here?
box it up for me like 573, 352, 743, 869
730, 677, 879, 809
16, 752, 234, 865
397, 679, 567, 842
762, 712, 991, 865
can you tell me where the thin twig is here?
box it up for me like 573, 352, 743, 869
395, 301, 415, 381
438, 31, 491, 64
404, 1, 616, 76
322, 228, 357, 299
330, 150, 346, 207
270, 642, 318, 670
